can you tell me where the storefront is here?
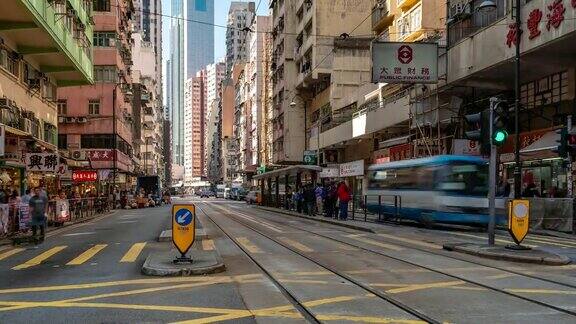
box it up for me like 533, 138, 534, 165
339, 160, 365, 198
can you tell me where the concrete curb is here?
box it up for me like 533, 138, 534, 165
0, 209, 119, 247
443, 243, 571, 266
256, 206, 376, 233
142, 250, 226, 276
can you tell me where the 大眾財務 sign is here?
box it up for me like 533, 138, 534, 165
372, 42, 438, 84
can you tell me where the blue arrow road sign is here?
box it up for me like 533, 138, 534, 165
175, 208, 193, 226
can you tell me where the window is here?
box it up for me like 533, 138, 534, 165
93, 32, 116, 47
58, 134, 68, 150
195, 0, 207, 11
57, 100, 67, 115
81, 134, 114, 149
94, 65, 117, 82
93, 0, 110, 11
88, 99, 100, 115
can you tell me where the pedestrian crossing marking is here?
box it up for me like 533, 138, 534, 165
0, 248, 24, 261
201, 239, 215, 251
346, 235, 403, 251
120, 243, 147, 263
236, 237, 262, 254
278, 237, 314, 253
12, 246, 67, 270
66, 244, 108, 266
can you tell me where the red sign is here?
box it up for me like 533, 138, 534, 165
546, 0, 566, 31
72, 170, 98, 182
389, 143, 412, 162
87, 150, 115, 161
527, 9, 543, 39
397, 45, 413, 64
506, 23, 521, 48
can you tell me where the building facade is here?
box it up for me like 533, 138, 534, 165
169, 0, 185, 168
203, 61, 225, 177
225, 2, 256, 76
0, 0, 93, 195
184, 71, 205, 186
186, 0, 215, 78
58, 0, 135, 191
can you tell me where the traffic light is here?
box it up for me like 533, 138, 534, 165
554, 127, 568, 158
492, 101, 509, 146
464, 109, 490, 155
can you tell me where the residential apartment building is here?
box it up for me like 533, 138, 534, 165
225, 2, 256, 76
0, 0, 93, 194
221, 73, 239, 185
203, 61, 225, 177
184, 71, 205, 186
233, 64, 248, 183
58, 0, 135, 190
133, 0, 162, 99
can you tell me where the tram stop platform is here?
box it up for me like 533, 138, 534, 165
443, 242, 571, 266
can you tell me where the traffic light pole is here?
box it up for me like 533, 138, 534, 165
488, 98, 497, 246
568, 115, 573, 198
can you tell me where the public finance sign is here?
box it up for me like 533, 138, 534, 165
372, 42, 438, 84
172, 204, 196, 256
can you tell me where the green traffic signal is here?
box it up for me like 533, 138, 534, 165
493, 129, 508, 145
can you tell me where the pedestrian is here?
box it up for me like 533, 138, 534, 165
21, 189, 32, 205
285, 185, 292, 210
337, 181, 351, 221
304, 184, 316, 216
29, 187, 48, 244
522, 183, 540, 198
315, 183, 324, 216
294, 189, 302, 213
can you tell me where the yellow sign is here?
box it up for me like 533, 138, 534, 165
508, 199, 530, 245
172, 204, 196, 255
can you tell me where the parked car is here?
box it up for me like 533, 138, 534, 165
200, 190, 213, 198
246, 191, 259, 204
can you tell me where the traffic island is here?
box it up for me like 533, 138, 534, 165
443, 242, 571, 266
142, 249, 226, 276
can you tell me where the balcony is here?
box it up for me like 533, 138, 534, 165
372, 1, 393, 32
396, 0, 419, 10
396, 4, 423, 41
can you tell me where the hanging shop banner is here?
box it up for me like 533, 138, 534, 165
25, 153, 59, 172
72, 170, 98, 182
339, 160, 365, 178
453, 139, 481, 156
319, 168, 340, 178
372, 42, 438, 84
18, 203, 30, 230
55, 200, 71, 223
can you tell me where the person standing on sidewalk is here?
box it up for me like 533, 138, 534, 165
29, 187, 48, 244
315, 184, 324, 216
337, 181, 351, 221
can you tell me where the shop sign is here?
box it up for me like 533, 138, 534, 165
389, 143, 412, 161
72, 170, 98, 182
453, 139, 481, 156
372, 42, 438, 84
98, 169, 112, 181
303, 150, 317, 165
319, 167, 339, 178
18, 204, 30, 230
25, 153, 59, 172
55, 200, 70, 223
339, 160, 364, 177
88, 150, 115, 161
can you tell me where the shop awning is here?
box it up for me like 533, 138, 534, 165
252, 165, 322, 180
519, 131, 558, 160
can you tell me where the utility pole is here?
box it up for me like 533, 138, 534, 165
513, 0, 522, 198
488, 98, 498, 246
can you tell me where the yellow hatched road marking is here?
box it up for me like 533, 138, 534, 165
67, 244, 108, 265
0, 248, 25, 261
12, 246, 67, 270
120, 242, 146, 263
236, 237, 262, 253
346, 235, 403, 251
386, 280, 465, 294
506, 288, 576, 295
278, 237, 314, 252
201, 239, 215, 251
377, 233, 442, 249
315, 314, 426, 323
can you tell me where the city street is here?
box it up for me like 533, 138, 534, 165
0, 198, 575, 323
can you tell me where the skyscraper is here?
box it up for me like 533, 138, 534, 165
186, 0, 215, 78
169, 0, 185, 168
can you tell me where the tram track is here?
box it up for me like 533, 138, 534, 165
198, 204, 441, 324
205, 202, 576, 320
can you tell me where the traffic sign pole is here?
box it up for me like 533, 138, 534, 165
172, 204, 196, 263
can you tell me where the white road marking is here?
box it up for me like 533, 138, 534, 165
62, 232, 96, 237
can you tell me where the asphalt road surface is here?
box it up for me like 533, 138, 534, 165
0, 198, 576, 323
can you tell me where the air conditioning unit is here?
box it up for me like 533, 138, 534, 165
71, 150, 86, 160
65, 117, 76, 123
58, 116, 66, 123
77, 117, 87, 123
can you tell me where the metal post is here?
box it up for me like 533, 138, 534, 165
568, 116, 573, 198
364, 195, 367, 222
378, 195, 382, 222
488, 98, 498, 246
513, 0, 522, 199
112, 88, 117, 205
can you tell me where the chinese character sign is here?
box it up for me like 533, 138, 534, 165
372, 42, 438, 84
72, 170, 98, 182
88, 150, 115, 161
25, 153, 59, 172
